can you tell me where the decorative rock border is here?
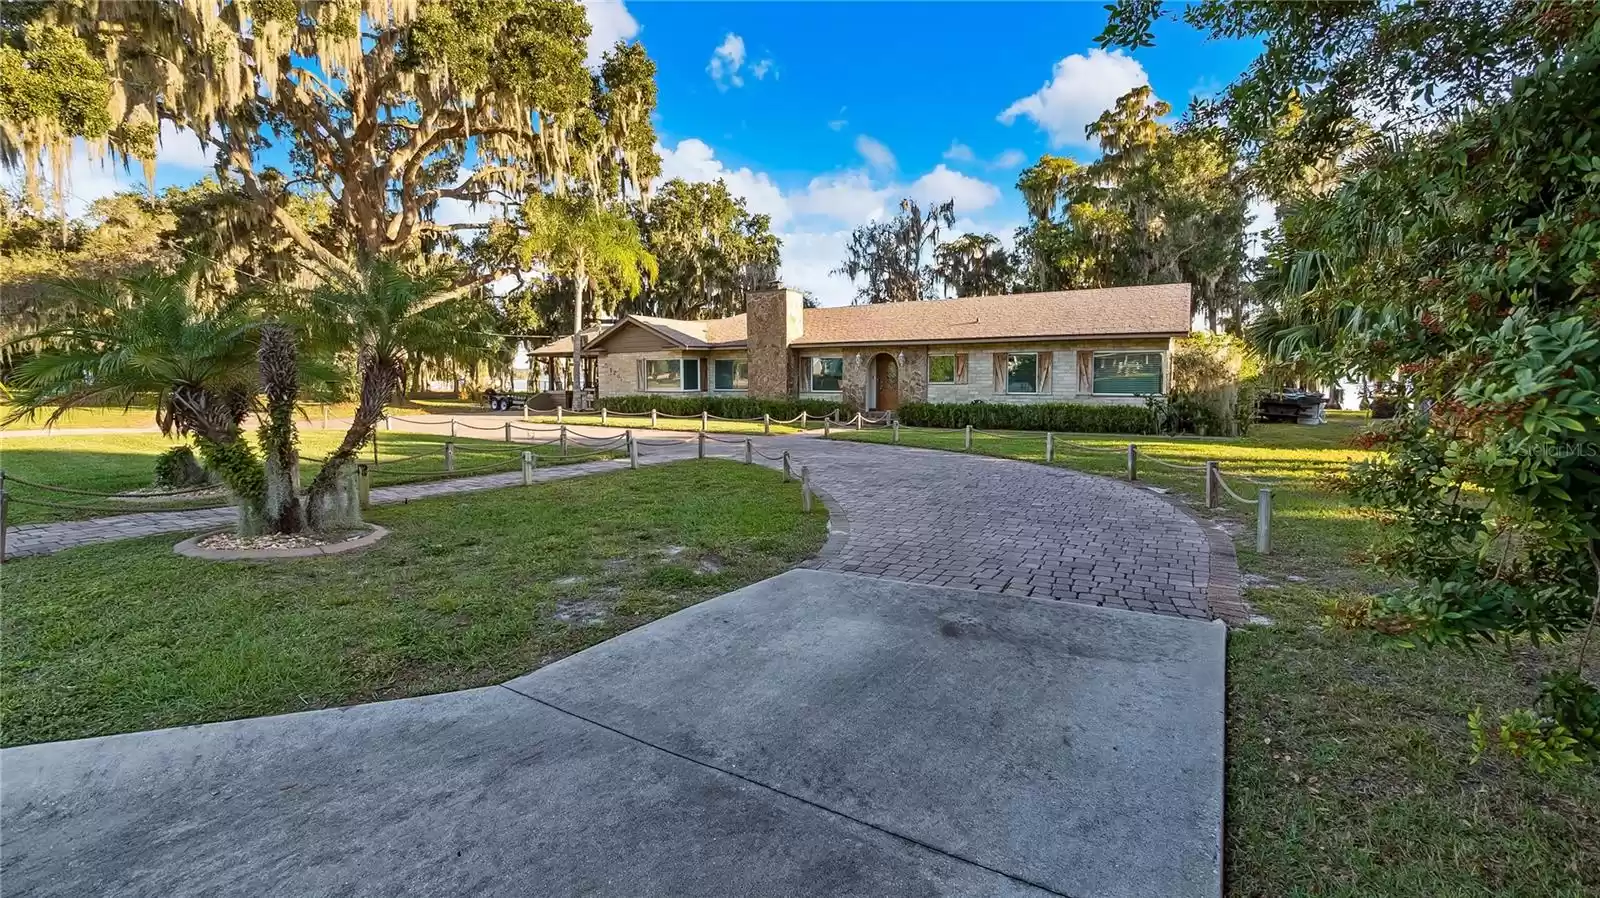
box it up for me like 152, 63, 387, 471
174, 525, 390, 561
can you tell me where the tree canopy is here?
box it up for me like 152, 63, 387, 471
628, 178, 781, 319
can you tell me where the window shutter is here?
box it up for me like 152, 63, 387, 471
992, 352, 1007, 393
1038, 353, 1053, 393
954, 353, 968, 384
636, 359, 645, 391
1076, 350, 1092, 395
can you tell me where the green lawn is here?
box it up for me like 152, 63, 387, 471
0, 461, 827, 746
0, 397, 487, 431
831, 414, 1600, 898
522, 411, 813, 435
0, 428, 617, 526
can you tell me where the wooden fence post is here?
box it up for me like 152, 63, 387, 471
1, 488, 9, 563
744, 439, 753, 464
450, 418, 457, 439
504, 422, 512, 442
1205, 461, 1219, 509
1126, 443, 1138, 481
322, 404, 329, 429
855, 413, 862, 431
559, 425, 568, 456
357, 464, 371, 509
700, 410, 708, 432
373, 429, 380, 464
893, 421, 900, 443
1045, 431, 1054, 462
824, 417, 832, 437
697, 432, 706, 459
522, 451, 535, 485
782, 451, 792, 482
628, 433, 639, 470
1257, 488, 1273, 554
651, 408, 658, 428
763, 413, 771, 435
800, 411, 808, 430
964, 425, 973, 450
444, 441, 456, 472
601, 408, 608, 426
801, 466, 813, 513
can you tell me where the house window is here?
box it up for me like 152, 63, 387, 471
929, 355, 956, 384
808, 357, 844, 392
1005, 353, 1038, 394
645, 358, 702, 391
713, 358, 749, 391
1092, 351, 1164, 395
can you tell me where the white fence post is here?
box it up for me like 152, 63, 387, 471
782, 451, 792, 482
521, 451, 535, 485
1257, 488, 1273, 554
628, 432, 639, 470
893, 421, 900, 443
824, 417, 832, 437
504, 422, 512, 442
800, 411, 808, 430
763, 413, 771, 436
744, 439, 753, 464
450, 418, 457, 439
854, 413, 862, 431
1205, 461, 1219, 509
600, 408, 608, 426
444, 441, 456, 472
697, 432, 706, 459
1126, 443, 1138, 481
700, 410, 709, 432
651, 408, 658, 428
801, 465, 813, 513
1045, 431, 1054, 463
964, 425, 973, 450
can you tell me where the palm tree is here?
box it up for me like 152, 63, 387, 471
519, 192, 658, 407
300, 260, 500, 526
4, 271, 259, 445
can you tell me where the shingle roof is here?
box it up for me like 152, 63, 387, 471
563, 284, 1190, 354
791, 284, 1191, 346
529, 325, 607, 356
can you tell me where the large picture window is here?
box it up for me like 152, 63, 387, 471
809, 357, 844, 392
1092, 351, 1163, 395
1005, 353, 1038, 394
929, 355, 956, 384
713, 358, 749, 391
645, 358, 702, 391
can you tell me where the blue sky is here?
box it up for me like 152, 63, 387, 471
30, 1, 1262, 307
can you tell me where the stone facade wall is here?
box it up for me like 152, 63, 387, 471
745, 288, 804, 399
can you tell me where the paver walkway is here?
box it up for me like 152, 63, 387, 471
5, 424, 1237, 620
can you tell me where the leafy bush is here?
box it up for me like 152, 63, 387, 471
597, 394, 851, 420
896, 401, 1157, 434
153, 445, 209, 488
1169, 332, 1260, 436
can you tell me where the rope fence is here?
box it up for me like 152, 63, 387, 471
856, 421, 1278, 554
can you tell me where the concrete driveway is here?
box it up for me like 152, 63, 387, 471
1, 569, 1224, 898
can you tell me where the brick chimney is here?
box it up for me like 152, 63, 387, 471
745, 288, 804, 398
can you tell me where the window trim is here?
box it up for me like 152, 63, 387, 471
1004, 352, 1040, 395
1090, 350, 1165, 397
713, 357, 749, 392
807, 356, 845, 393
644, 357, 703, 392
928, 354, 957, 385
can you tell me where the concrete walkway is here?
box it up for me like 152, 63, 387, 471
0, 570, 1226, 898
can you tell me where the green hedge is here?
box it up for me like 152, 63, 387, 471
895, 401, 1158, 434
597, 394, 851, 420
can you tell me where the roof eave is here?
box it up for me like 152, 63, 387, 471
790, 331, 1186, 348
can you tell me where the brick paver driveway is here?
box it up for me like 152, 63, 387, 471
761, 436, 1230, 620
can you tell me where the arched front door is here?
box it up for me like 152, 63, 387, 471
873, 353, 900, 411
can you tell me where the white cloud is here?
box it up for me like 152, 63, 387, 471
998, 48, 1150, 148
1245, 196, 1277, 258
653, 138, 1009, 307
583, 0, 640, 69
943, 141, 977, 163
708, 33, 747, 90
992, 149, 1027, 169
4, 121, 216, 217
750, 58, 774, 80
827, 119, 848, 131
854, 135, 896, 173
908, 165, 1000, 213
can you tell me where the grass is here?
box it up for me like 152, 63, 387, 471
0, 461, 827, 747
0, 397, 488, 431
0, 428, 618, 526
522, 411, 812, 436
830, 412, 1600, 898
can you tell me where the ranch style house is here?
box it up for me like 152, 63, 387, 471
532, 283, 1192, 413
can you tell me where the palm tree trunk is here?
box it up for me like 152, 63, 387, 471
306, 346, 402, 529
571, 258, 587, 409
253, 324, 308, 535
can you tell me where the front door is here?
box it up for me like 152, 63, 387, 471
874, 354, 899, 411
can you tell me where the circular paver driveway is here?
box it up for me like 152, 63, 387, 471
771, 437, 1230, 620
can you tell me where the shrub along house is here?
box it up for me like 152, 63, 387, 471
540, 283, 1191, 413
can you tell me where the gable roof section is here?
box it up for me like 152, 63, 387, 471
529, 325, 606, 357
791, 284, 1191, 346
585, 314, 748, 352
